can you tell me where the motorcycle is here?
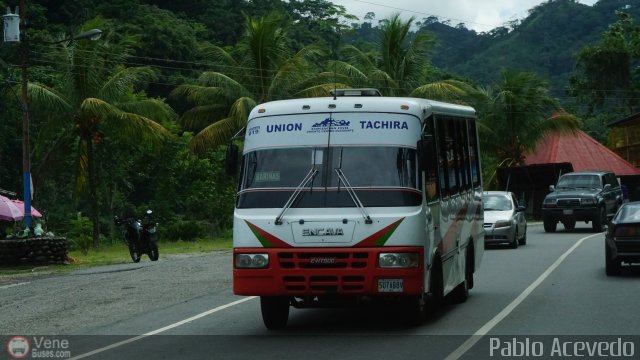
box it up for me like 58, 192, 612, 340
114, 209, 159, 262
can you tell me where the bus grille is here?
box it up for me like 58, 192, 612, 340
282, 275, 366, 292
278, 251, 369, 269
277, 252, 369, 293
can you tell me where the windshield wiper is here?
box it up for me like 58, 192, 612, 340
334, 168, 373, 224
275, 167, 318, 225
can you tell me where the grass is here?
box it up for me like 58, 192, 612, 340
0, 237, 232, 277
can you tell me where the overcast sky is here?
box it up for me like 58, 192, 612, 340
331, 0, 599, 32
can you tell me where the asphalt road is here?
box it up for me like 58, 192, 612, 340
1, 222, 639, 360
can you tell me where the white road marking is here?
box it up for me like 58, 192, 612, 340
69, 296, 257, 359
444, 233, 601, 360
0, 281, 30, 289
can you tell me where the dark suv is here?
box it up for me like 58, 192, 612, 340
542, 171, 623, 232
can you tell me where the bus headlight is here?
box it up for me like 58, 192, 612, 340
378, 253, 419, 268
235, 253, 269, 269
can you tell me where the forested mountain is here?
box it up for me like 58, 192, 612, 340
4, 0, 636, 100
0, 0, 638, 243
422, 0, 640, 97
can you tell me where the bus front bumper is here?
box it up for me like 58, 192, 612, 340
233, 247, 425, 297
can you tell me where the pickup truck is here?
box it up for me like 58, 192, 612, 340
542, 171, 623, 232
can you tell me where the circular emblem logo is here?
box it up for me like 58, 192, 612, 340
7, 336, 30, 359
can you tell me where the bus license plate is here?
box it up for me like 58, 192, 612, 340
378, 279, 403, 293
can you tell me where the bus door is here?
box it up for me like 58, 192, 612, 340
420, 116, 440, 264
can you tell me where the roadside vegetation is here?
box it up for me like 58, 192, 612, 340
0, 236, 232, 276
1, 0, 639, 261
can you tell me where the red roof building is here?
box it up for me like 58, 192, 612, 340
525, 130, 640, 176
497, 130, 640, 217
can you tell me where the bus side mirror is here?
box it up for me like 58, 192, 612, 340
225, 144, 239, 176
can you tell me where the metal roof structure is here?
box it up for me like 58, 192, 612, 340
524, 130, 640, 176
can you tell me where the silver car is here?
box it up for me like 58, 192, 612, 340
483, 191, 527, 248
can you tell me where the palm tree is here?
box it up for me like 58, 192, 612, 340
379, 13, 433, 95
334, 13, 468, 100
173, 13, 326, 153
476, 70, 580, 186
26, 23, 176, 247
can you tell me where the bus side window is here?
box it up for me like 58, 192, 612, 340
420, 136, 439, 201
457, 118, 471, 191
444, 116, 460, 195
436, 116, 450, 198
467, 119, 481, 188
420, 116, 439, 201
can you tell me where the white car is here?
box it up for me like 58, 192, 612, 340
483, 191, 527, 248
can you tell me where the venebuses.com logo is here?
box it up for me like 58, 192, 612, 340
5, 335, 72, 359
6, 336, 30, 359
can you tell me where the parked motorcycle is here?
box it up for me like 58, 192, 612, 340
114, 209, 159, 262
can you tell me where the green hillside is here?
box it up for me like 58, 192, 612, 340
424, 0, 640, 97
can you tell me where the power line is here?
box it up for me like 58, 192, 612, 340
5, 43, 638, 107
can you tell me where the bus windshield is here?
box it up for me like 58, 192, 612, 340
238, 146, 420, 208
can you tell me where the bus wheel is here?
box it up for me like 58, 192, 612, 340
448, 278, 468, 304
466, 245, 474, 290
448, 253, 470, 304
426, 257, 444, 318
404, 293, 427, 325
260, 296, 290, 330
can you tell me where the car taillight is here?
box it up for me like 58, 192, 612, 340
614, 226, 640, 237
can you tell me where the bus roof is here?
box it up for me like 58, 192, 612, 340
249, 96, 476, 120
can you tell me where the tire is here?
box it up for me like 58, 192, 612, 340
543, 218, 557, 233
605, 243, 621, 276
592, 207, 605, 232
426, 257, 444, 318
448, 278, 468, 304
519, 226, 527, 246
563, 220, 576, 230
448, 250, 470, 304
466, 246, 475, 289
128, 243, 140, 263
509, 229, 519, 249
260, 296, 290, 329
149, 242, 159, 261
404, 293, 427, 326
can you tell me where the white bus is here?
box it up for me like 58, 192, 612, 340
231, 89, 484, 328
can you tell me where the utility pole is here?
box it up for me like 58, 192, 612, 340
19, 0, 33, 230
4, 3, 101, 232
